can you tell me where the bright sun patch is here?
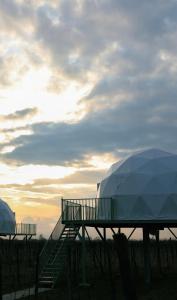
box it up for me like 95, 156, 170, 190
0, 67, 91, 127
0, 163, 76, 185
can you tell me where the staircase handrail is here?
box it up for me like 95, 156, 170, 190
51, 204, 81, 267
39, 213, 65, 267
39, 202, 80, 271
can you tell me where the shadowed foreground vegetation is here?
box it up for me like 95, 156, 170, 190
1, 238, 177, 299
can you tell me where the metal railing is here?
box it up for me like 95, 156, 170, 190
15, 223, 36, 235
39, 213, 65, 270
39, 204, 81, 276
61, 197, 113, 222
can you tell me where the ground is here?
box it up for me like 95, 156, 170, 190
1, 239, 177, 299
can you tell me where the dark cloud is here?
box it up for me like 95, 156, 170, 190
0, 108, 38, 121
2, 82, 177, 165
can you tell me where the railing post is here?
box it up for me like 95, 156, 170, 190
66, 201, 68, 221
61, 197, 63, 221
110, 197, 113, 220
95, 198, 97, 220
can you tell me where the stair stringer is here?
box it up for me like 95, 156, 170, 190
38, 221, 80, 288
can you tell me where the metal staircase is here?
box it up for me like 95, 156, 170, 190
38, 212, 80, 289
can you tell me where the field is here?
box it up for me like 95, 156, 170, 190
1, 238, 177, 299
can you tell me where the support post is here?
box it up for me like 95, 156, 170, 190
103, 228, 107, 267
79, 224, 90, 298
113, 233, 138, 300
80, 224, 87, 286
35, 253, 39, 299
0, 253, 2, 300
143, 227, 151, 285
156, 230, 161, 274
67, 246, 72, 300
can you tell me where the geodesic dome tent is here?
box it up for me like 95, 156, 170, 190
97, 149, 177, 221
0, 198, 16, 234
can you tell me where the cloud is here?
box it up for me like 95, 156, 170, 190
0, 108, 38, 121
0, 0, 34, 36
2, 79, 177, 166
34, 0, 177, 82
1, 0, 177, 166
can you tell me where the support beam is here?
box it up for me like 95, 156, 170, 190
128, 228, 136, 240
110, 228, 116, 235
143, 227, 151, 285
168, 228, 177, 240
85, 227, 91, 241
95, 227, 104, 240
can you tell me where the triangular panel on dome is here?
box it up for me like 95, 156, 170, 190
136, 159, 172, 175
99, 174, 127, 197
111, 195, 138, 220
154, 155, 177, 172
117, 173, 152, 195
134, 149, 172, 159
142, 176, 173, 195
154, 172, 177, 194
129, 196, 154, 220
142, 194, 167, 217
113, 156, 150, 175
158, 194, 177, 219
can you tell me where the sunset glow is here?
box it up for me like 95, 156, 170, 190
1, 0, 177, 237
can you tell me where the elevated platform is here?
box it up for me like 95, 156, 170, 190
1, 223, 37, 239
61, 198, 177, 229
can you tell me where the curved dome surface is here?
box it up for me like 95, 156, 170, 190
0, 198, 16, 234
97, 149, 177, 221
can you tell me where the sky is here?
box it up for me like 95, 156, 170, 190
1, 0, 177, 237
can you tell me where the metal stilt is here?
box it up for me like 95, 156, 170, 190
143, 227, 151, 285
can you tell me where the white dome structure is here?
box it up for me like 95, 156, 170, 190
97, 149, 177, 221
0, 198, 16, 234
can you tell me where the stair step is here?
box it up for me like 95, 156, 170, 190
63, 233, 77, 235
44, 265, 63, 270
45, 264, 64, 269
41, 271, 60, 276
43, 268, 61, 271
50, 253, 66, 257
39, 281, 53, 287
38, 222, 80, 289
40, 274, 55, 277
